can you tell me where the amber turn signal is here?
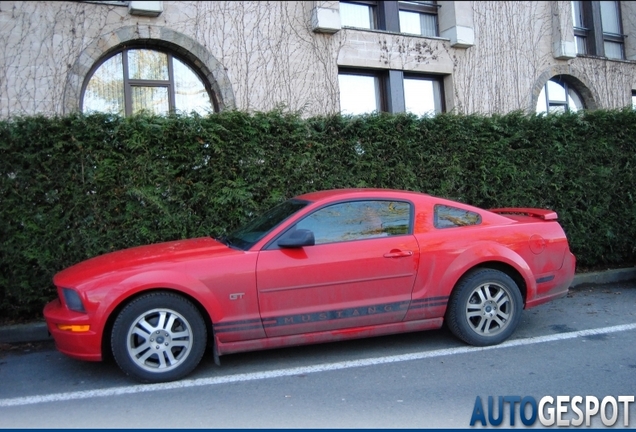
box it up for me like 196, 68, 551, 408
57, 324, 90, 332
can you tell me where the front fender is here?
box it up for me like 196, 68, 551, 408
80, 270, 226, 341
81, 252, 262, 346
112, 270, 225, 321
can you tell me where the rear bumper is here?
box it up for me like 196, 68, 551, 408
526, 251, 576, 309
43, 299, 102, 361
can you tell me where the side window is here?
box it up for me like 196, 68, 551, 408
296, 200, 412, 245
434, 205, 481, 228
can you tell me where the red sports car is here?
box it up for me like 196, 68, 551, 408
44, 189, 575, 382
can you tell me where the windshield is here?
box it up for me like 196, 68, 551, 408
222, 199, 309, 250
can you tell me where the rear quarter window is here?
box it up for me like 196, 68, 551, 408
434, 204, 482, 228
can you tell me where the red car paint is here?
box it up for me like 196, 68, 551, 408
44, 189, 575, 362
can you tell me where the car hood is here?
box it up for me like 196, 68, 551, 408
54, 237, 239, 288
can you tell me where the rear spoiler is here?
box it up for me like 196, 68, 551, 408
489, 208, 558, 221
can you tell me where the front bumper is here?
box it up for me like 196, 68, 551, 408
43, 299, 102, 361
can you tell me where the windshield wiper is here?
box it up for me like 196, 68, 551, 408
215, 235, 230, 246
216, 235, 240, 249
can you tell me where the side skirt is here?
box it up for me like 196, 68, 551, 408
215, 317, 444, 356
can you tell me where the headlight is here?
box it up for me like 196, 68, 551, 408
62, 288, 86, 313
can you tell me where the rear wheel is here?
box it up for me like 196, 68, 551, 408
446, 269, 522, 346
111, 292, 207, 383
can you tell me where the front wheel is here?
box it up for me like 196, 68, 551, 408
111, 292, 207, 383
445, 269, 523, 346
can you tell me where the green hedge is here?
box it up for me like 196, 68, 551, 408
1, 109, 635, 319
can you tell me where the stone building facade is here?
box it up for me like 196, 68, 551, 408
1, 0, 635, 119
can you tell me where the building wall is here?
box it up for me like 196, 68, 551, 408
0, 0, 634, 118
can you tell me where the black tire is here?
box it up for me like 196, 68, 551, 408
111, 292, 207, 383
445, 269, 523, 346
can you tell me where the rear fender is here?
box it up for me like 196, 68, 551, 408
440, 242, 536, 305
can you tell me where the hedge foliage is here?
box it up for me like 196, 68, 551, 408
1, 109, 635, 319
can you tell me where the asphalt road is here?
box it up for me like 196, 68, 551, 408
0, 282, 635, 428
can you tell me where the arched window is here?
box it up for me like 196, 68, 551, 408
82, 48, 214, 116
536, 76, 584, 114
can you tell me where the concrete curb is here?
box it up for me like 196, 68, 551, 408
570, 267, 636, 288
1, 267, 635, 346
0, 322, 50, 345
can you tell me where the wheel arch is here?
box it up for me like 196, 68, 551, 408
458, 261, 528, 304
440, 242, 536, 307
100, 287, 214, 362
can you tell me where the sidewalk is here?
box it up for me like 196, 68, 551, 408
1, 267, 635, 345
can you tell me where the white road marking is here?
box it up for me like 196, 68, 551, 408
1, 323, 635, 408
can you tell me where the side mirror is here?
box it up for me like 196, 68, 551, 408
277, 229, 315, 248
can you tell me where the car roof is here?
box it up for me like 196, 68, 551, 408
295, 188, 430, 203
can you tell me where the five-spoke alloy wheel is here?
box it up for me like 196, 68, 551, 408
111, 292, 207, 383
446, 269, 523, 346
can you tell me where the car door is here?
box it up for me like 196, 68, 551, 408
256, 199, 420, 337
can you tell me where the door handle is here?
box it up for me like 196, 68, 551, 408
383, 250, 413, 258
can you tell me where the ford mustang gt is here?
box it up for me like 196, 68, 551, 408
44, 189, 575, 382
